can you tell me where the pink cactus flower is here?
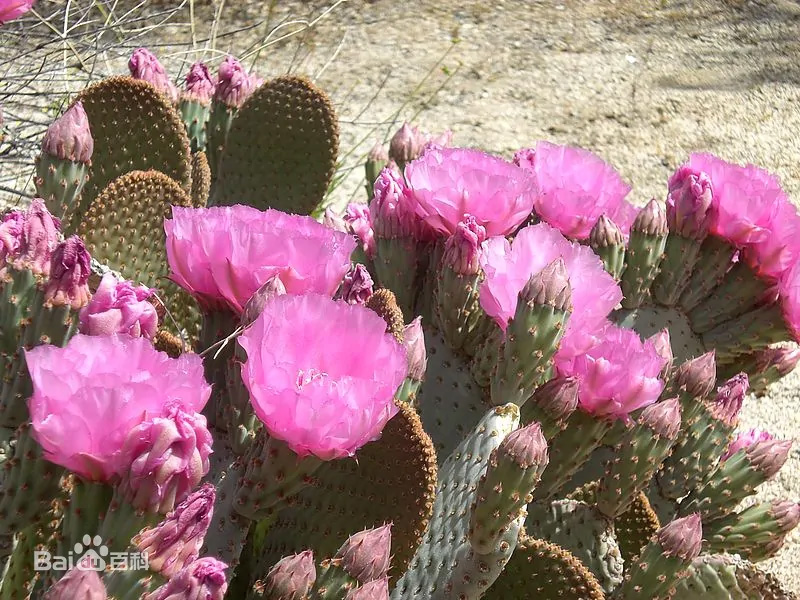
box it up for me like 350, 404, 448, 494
741, 197, 800, 281
687, 153, 785, 248
237, 293, 407, 460
44, 236, 92, 309
165, 205, 355, 314
79, 272, 158, 339
145, 557, 228, 600
118, 402, 212, 514
26, 334, 210, 482
779, 260, 800, 341
5, 199, 61, 276
0, 0, 34, 24
556, 323, 666, 420
722, 428, 774, 461
479, 223, 622, 365
405, 147, 537, 237
517, 142, 632, 240
344, 203, 377, 259
129, 48, 179, 104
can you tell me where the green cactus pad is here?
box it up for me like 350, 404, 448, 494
0, 423, 63, 535
676, 553, 797, 600
620, 224, 668, 309
612, 305, 705, 364
484, 534, 605, 600
391, 405, 521, 600
373, 239, 424, 319
34, 153, 89, 220
704, 501, 798, 562
566, 480, 661, 566
211, 76, 339, 215
417, 328, 491, 460
434, 268, 490, 355
68, 76, 191, 229
75, 169, 201, 340
257, 403, 437, 581
180, 98, 211, 153
679, 236, 737, 312
652, 234, 704, 307
191, 151, 212, 207
702, 303, 789, 363
526, 499, 624, 593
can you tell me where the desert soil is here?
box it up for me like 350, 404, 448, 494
3, 0, 800, 592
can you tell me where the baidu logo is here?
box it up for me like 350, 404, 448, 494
34, 535, 148, 572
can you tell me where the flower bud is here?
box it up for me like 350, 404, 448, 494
129, 48, 179, 104
771, 500, 800, 533
666, 166, 713, 239
745, 437, 793, 479
133, 483, 215, 578
183, 62, 216, 104
119, 403, 212, 514
365, 141, 389, 185
388, 122, 425, 166
646, 329, 673, 381
755, 346, 800, 377
403, 317, 426, 382
257, 550, 316, 599
499, 421, 549, 470
530, 376, 579, 423
0, 210, 25, 265
632, 198, 668, 236
345, 578, 390, 600
344, 203, 376, 259
79, 272, 157, 338
674, 350, 716, 399
589, 214, 625, 248
41, 101, 94, 163
241, 275, 286, 328
338, 264, 373, 306
369, 168, 415, 239
44, 236, 92, 309
146, 557, 228, 600
442, 215, 486, 275
14, 199, 61, 276
710, 373, 748, 427
723, 428, 774, 461
639, 397, 681, 439
336, 524, 392, 584
214, 56, 254, 108
657, 513, 703, 561
521, 257, 572, 311
44, 566, 107, 599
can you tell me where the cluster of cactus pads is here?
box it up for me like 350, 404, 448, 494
0, 46, 799, 599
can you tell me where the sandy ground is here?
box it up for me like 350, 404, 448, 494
3, 0, 800, 591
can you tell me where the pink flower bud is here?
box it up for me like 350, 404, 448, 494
771, 500, 800, 533
632, 198, 668, 236
666, 166, 713, 239
129, 48, 179, 104
723, 428, 774, 461
146, 557, 228, 600
345, 203, 377, 259
79, 272, 157, 338
403, 316, 426, 382
183, 62, 216, 104
589, 214, 624, 248
241, 275, 286, 328
0, 210, 25, 265
710, 373, 748, 426
119, 403, 212, 514
530, 377, 579, 423
337, 524, 392, 584
745, 437, 793, 479
12, 198, 61, 276
442, 215, 486, 275
44, 566, 107, 599
134, 483, 215, 577
674, 351, 717, 399
521, 257, 572, 311
369, 168, 416, 240
41, 101, 94, 163
657, 513, 703, 561
639, 397, 681, 439
755, 346, 800, 377
44, 236, 91, 309
388, 122, 425, 165
499, 422, 549, 469
258, 550, 316, 599
337, 264, 373, 306
345, 578, 390, 600
647, 329, 673, 380
366, 141, 389, 185
214, 56, 254, 108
